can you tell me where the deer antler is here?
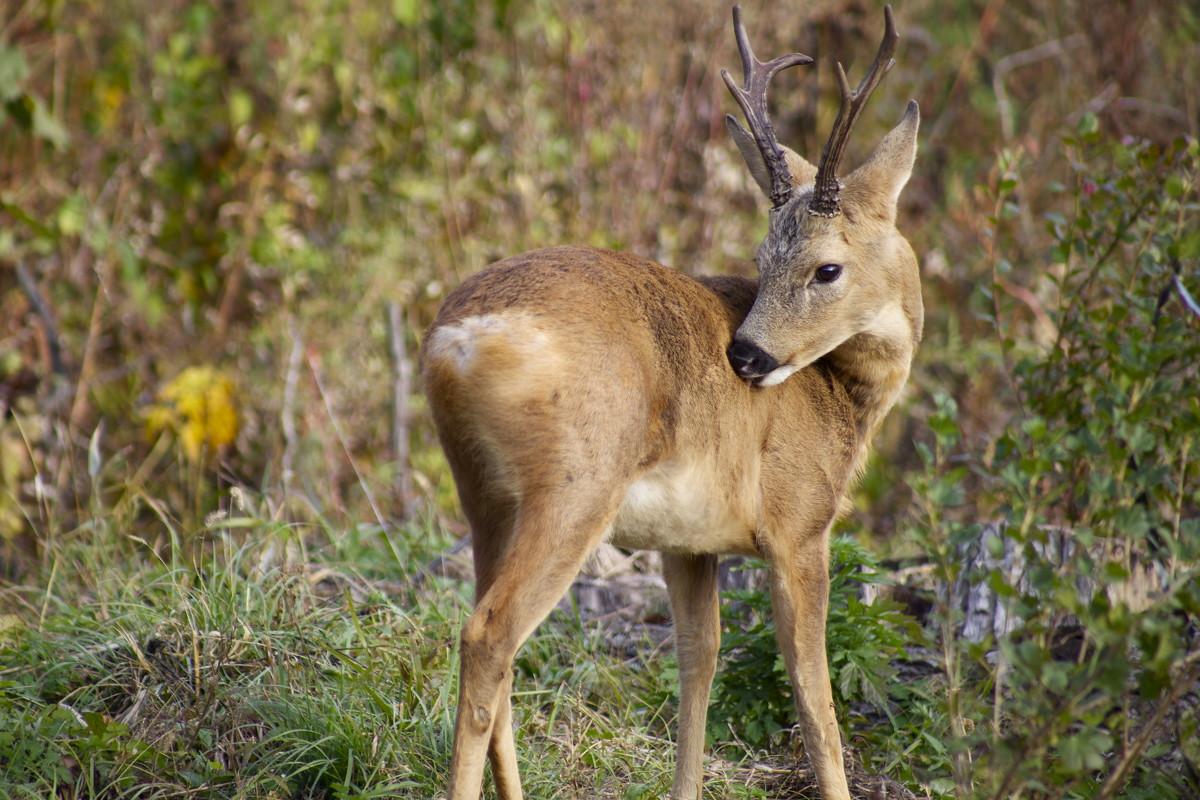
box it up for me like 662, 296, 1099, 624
721, 4, 813, 210
808, 5, 899, 218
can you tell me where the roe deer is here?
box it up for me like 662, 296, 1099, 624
421, 5, 920, 799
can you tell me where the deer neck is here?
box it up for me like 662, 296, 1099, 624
822, 308, 919, 470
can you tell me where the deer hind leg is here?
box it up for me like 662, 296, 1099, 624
447, 491, 624, 800
460, 495, 524, 800
426, 312, 649, 799
438, 461, 577, 800
662, 553, 720, 800
485, 669, 520, 800
768, 528, 851, 800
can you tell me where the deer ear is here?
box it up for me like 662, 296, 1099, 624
726, 114, 817, 200
842, 100, 919, 219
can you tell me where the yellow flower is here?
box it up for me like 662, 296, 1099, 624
145, 366, 239, 462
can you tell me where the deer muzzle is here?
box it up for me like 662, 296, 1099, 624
727, 337, 779, 381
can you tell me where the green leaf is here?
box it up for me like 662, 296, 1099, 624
228, 88, 254, 128
1101, 561, 1128, 583
1173, 230, 1200, 262
1077, 111, 1100, 138
1164, 173, 1184, 199
4, 93, 33, 130
1059, 729, 1112, 773
87, 424, 103, 479
0, 43, 27, 103
31, 95, 69, 149
929, 413, 960, 443
928, 479, 965, 507
56, 193, 87, 237
0, 195, 54, 239
1124, 424, 1156, 454
392, 0, 420, 26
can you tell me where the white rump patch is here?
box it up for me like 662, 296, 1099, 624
425, 314, 525, 373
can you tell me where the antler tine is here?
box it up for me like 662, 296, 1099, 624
808, 5, 899, 218
721, 4, 813, 209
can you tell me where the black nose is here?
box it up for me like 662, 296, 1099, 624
727, 338, 779, 379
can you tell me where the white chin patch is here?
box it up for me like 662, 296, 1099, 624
755, 364, 800, 387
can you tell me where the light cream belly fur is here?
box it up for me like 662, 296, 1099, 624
607, 460, 759, 556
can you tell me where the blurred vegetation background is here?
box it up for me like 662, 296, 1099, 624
0, 0, 1198, 798
0, 0, 1195, 536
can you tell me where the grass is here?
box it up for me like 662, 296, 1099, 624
1, 511, 453, 797
0, 462, 450, 794
2, 480, 918, 799
0, 480, 708, 799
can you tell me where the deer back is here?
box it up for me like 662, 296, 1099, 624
422, 245, 863, 556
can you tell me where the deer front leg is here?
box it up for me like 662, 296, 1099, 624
769, 529, 851, 800
662, 553, 721, 800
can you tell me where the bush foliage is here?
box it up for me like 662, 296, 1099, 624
925, 128, 1200, 800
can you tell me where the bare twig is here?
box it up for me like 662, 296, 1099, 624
214, 155, 273, 343
1095, 646, 1200, 800
995, 274, 1057, 343
385, 302, 414, 517
281, 316, 304, 496
14, 260, 66, 377
993, 34, 1086, 141
306, 350, 387, 531
0, 0, 40, 41
1112, 97, 1191, 129
67, 265, 106, 435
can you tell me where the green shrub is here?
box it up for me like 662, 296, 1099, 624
707, 535, 920, 753
914, 128, 1200, 800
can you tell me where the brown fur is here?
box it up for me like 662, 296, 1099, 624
421, 19, 922, 800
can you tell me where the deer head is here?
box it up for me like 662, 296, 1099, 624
724, 5, 921, 388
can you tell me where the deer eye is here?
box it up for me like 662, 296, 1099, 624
814, 264, 843, 283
